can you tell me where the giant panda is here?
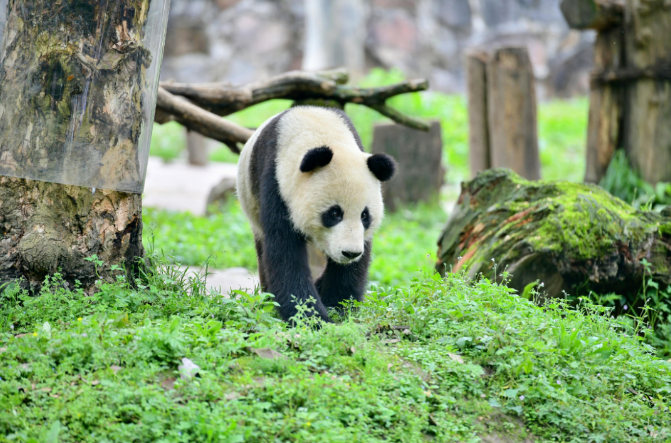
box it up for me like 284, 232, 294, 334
236, 106, 396, 323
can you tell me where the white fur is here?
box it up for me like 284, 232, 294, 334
237, 107, 385, 264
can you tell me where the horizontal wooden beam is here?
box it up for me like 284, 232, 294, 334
560, 0, 624, 31
591, 63, 671, 84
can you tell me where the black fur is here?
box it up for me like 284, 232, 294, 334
250, 111, 331, 323
316, 241, 372, 310
361, 207, 371, 230
367, 153, 397, 182
248, 107, 376, 324
300, 146, 333, 172
322, 205, 343, 228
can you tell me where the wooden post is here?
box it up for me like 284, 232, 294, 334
371, 121, 444, 213
186, 129, 209, 166
562, 0, 671, 184
585, 26, 625, 183
466, 49, 491, 178
622, 0, 671, 183
487, 47, 541, 181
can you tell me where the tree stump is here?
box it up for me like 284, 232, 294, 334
371, 121, 444, 212
436, 169, 671, 302
466, 46, 540, 180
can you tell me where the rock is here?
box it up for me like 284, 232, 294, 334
206, 176, 237, 214
434, 0, 472, 30
436, 169, 671, 302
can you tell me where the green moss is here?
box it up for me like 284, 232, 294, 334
439, 169, 668, 285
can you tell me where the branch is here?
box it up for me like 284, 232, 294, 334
158, 69, 431, 131
156, 87, 253, 152
560, 0, 624, 31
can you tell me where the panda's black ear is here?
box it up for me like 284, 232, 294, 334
300, 146, 333, 173
367, 153, 397, 182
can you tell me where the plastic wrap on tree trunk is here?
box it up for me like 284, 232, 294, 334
0, 0, 170, 193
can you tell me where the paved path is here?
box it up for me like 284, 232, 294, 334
143, 156, 257, 294
143, 156, 238, 216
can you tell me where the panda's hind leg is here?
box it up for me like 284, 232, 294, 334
254, 236, 269, 293
315, 241, 372, 312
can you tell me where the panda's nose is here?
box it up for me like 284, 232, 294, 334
342, 250, 362, 259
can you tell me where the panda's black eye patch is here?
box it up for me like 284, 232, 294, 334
361, 207, 372, 229
322, 205, 343, 228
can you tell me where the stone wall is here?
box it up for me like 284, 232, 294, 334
160, 0, 594, 97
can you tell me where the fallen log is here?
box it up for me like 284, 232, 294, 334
436, 169, 671, 304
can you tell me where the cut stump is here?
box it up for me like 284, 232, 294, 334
371, 121, 444, 212
436, 169, 671, 301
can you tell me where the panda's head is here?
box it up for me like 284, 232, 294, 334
276, 107, 397, 265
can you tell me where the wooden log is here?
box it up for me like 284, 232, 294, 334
560, 0, 625, 31
486, 47, 541, 181
584, 26, 625, 183
466, 49, 491, 178
436, 169, 671, 304
622, 0, 671, 184
371, 121, 444, 213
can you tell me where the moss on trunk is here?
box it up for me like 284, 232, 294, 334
436, 169, 671, 302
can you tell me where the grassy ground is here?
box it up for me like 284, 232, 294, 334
150, 69, 588, 184
1, 256, 669, 442
143, 200, 446, 288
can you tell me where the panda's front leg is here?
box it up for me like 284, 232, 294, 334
259, 181, 331, 324
316, 241, 372, 311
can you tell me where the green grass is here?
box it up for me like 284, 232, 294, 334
142, 200, 446, 288
149, 69, 589, 184
1, 257, 669, 442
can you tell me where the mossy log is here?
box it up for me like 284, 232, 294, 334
436, 169, 671, 301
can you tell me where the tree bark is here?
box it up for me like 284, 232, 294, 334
0, 0, 164, 290
487, 47, 541, 181
371, 121, 444, 212
584, 26, 625, 183
622, 0, 671, 184
0, 177, 143, 293
466, 49, 491, 178
436, 169, 671, 304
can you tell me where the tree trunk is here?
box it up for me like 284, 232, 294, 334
487, 47, 541, 181
302, 0, 366, 77
436, 169, 671, 304
622, 0, 671, 183
466, 49, 491, 178
371, 121, 444, 212
0, 177, 143, 292
0, 0, 167, 290
584, 25, 625, 183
